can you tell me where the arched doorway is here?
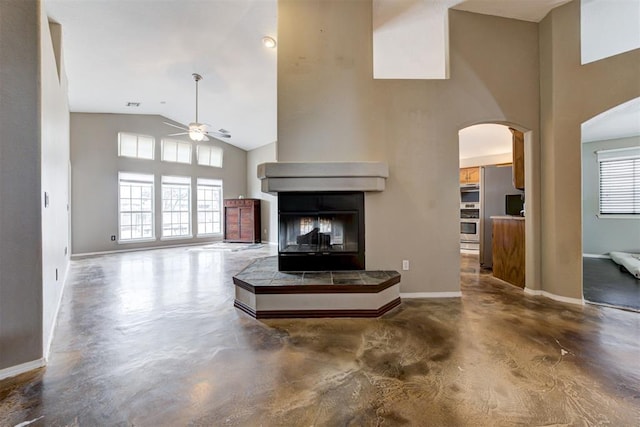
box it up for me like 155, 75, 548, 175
458, 122, 539, 292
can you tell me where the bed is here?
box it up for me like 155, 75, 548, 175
610, 251, 640, 279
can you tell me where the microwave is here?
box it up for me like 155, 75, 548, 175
505, 194, 525, 216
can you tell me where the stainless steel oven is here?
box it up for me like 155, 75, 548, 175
460, 202, 480, 243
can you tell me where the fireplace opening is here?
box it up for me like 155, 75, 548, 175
278, 192, 364, 271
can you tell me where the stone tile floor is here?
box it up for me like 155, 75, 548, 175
1, 246, 639, 426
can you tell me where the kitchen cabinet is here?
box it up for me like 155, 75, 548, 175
510, 128, 525, 190
224, 199, 261, 243
491, 216, 525, 288
459, 167, 480, 185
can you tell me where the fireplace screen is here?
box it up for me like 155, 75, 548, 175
278, 192, 364, 271
280, 213, 358, 254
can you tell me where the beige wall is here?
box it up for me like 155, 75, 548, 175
278, 0, 540, 293
40, 9, 71, 358
539, 1, 640, 298
0, 0, 43, 370
70, 113, 247, 254
247, 142, 278, 244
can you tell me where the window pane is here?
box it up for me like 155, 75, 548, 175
120, 134, 137, 157
118, 174, 154, 241
209, 147, 223, 167
138, 137, 154, 159
177, 143, 192, 164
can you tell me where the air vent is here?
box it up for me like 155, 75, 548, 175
126, 102, 140, 107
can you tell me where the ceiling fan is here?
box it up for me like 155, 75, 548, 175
164, 73, 231, 142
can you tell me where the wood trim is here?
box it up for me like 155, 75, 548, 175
233, 274, 401, 295
234, 297, 402, 319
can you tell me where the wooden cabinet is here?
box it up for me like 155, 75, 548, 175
510, 128, 525, 190
492, 216, 525, 288
459, 167, 480, 185
224, 199, 261, 243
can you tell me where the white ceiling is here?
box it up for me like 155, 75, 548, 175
46, 0, 573, 152
459, 124, 512, 160
452, 0, 572, 22
46, 0, 277, 151
582, 97, 640, 143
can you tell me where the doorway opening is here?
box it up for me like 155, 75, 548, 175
581, 97, 640, 311
458, 123, 528, 289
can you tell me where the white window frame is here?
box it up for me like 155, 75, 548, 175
597, 147, 640, 218
197, 144, 223, 168
118, 132, 155, 160
196, 178, 223, 237
161, 175, 192, 239
161, 139, 192, 164
118, 172, 155, 243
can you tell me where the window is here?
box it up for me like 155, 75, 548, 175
162, 176, 192, 238
598, 147, 640, 216
119, 173, 154, 241
197, 179, 223, 236
162, 139, 192, 164
197, 145, 223, 168
118, 133, 154, 160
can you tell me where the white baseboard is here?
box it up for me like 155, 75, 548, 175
524, 288, 584, 305
0, 359, 45, 381
401, 291, 462, 299
72, 240, 219, 258
583, 253, 610, 259
44, 260, 70, 362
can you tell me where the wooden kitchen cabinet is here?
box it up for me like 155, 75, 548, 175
459, 167, 480, 185
224, 199, 261, 243
510, 128, 525, 190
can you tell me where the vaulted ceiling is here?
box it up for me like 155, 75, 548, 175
47, 0, 582, 151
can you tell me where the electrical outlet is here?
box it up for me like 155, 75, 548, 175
110, 235, 116, 241
402, 260, 410, 271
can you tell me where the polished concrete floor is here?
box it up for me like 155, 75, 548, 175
1, 247, 639, 426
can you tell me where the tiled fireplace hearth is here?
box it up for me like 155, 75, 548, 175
232, 161, 401, 318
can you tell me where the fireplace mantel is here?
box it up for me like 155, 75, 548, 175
257, 162, 388, 193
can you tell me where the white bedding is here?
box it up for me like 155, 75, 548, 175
610, 251, 640, 279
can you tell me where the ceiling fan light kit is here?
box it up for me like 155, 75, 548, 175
163, 73, 231, 142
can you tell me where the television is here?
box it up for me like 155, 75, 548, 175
505, 194, 524, 216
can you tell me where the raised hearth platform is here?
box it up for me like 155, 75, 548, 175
233, 256, 401, 319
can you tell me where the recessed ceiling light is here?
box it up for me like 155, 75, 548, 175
262, 36, 276, 49
126, 102, 140, 107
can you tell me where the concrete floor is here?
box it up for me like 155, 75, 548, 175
1, 246, 639, 426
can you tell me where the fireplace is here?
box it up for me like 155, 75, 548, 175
278, 192, 364, 271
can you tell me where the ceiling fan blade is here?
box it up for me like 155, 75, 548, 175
168, 132, 188, 136
163, 121, 188, 131
217, 128, 230, 135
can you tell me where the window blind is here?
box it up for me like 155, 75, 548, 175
598, 147, 640, 215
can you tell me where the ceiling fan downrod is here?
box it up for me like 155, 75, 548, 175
193, 73, 202, 124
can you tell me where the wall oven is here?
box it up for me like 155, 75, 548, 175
460, 202, 480, 243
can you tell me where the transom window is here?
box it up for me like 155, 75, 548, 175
598, 147, 640, 216
118, 172, 154, 241
162, 176, 192, 238
162, 139, 192, 164
197, 145, 223, 168
118, 132, 154, 160
197, 179, 223, 235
